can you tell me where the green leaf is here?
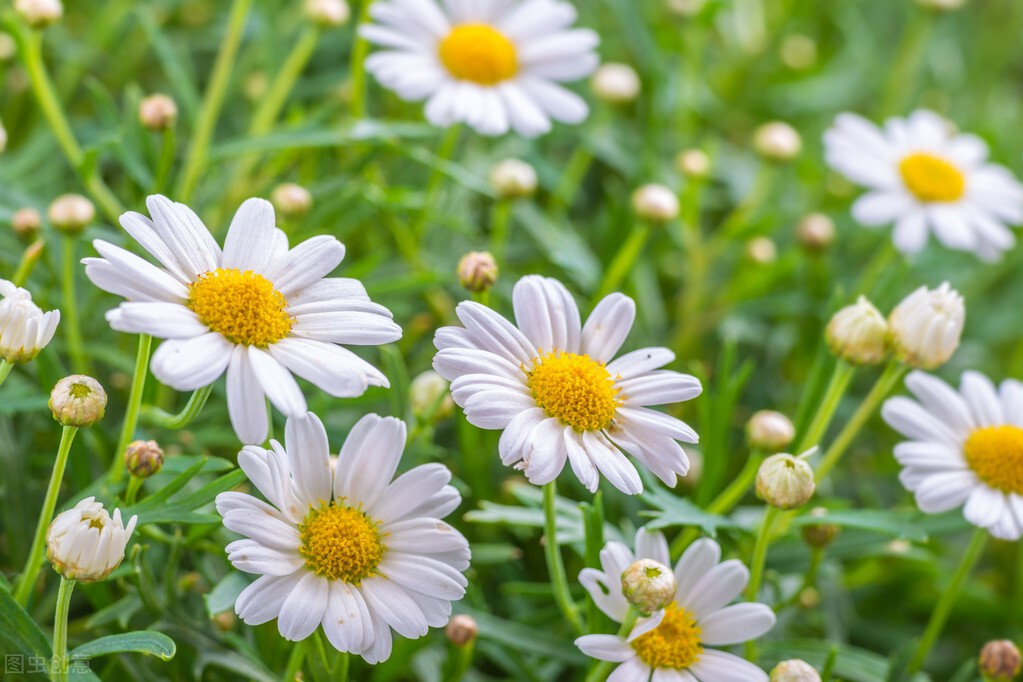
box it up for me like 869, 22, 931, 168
0, 583, 50, 658
761, 639, 932, 682
639, 484, 749, 536
789, 508, 931, 542
514, 203, 602, 292
464, 609, 588, 665
70, 631, 176, 661
204, 572, 250, 618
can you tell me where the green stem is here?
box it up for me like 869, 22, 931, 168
51, 577, 76, 682
152, 126, 176, 195
489, 199, 513, 265
61, 236, 88, 374
794, 360, 856, 454
252, 26, 320, 133
443, 641, 473, 682
744, 506, 779, 661
815, 360, 907, 481
550, 147, 593, 213
908, 528, 988, 674
879, 9, 933, 118
174, 0, 254, 202
595, 222, 651, 300
14, 425, 79, 606
0, 359, 13, 389
542, 481, 584, 635
413, 125, 462, 241
716, 162, 772, 240
140, 383, 214, 429
13, 240, 46, 287
124, 476, 144, 506
337, 651, 349, 682
585, 608, 640, 682
109, 334, 152, 483
349, 0, 376, 119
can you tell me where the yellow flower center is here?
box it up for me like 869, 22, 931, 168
631, 602, 703, 670
438, 24, 518, 85
526, 351, 621, 432
187, 268, 292, 347
297, 501, 386, 584
963, 425, 1023, 495
898, 153, 965, 202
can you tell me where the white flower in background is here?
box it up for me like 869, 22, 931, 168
433, 275, 701, 494
591, 62, 641, 104
576, 531, 776, 681
361, 0, 599, 137
824, 110, 1023, 260
882, 370, 1023, 540
83, 195, 401, 444
0, 279, 60, 363
888, 282, 964, 370
46, 497, 137, 582
216, 412, 470, 663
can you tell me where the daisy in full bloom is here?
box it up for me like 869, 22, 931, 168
576, 531, 776, 682
824, 110, 1023, 260
83, 195, 401, 444
215, 412, 470, 663
361, 0, 599, 137
882, 370, 1023, 540
432, 275, 702, 495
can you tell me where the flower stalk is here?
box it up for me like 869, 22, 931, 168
51, 576, 76, 682
543, 481, 585, 635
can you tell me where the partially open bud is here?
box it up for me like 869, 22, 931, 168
746, 236, 777, 264
591, 63, 641, 104
796, 213, 835, 251
666, 0, 706, 16
632, 184, 679, 222
124, 440, 164, 479
14, 0, 63, 28
746, 410, 795, 452
756, 448, 817, 510
271, 183, 313, 217
621, 558, 676, 615
48, 194, 95, 235
0, 279, 60, 363
770, 659, 822, 682
49, 375, 107, 427
801, 507, 839, 549
827, 296, 888, 366
888, 282, 964, 370
780, 35, 817, 70
410, 370, 454, 420
12, 207, 42, 243
489, 159, 538, 199
139, 94, 178, 131
979, 640, 1021, 681
675, 149, 711, 179
445, 614, 478, 647
754, 122, 802, 161
304, 0, 350, 26
458, 251, 498, 293
46, 497, 137, 582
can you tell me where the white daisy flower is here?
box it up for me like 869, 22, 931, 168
823, 110, 1023, 260
83, 195, 402, 445
0, 279, 60, 364
361, 0, 599, 137
432, 275, 702, 495
215, 412, 470, 663
882, 370, 1023, 540
576, 531, 776, 682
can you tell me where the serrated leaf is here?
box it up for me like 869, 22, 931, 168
639, 485, 748, 536
70, 631, 176, 661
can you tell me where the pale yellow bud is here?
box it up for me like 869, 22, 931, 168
746, 236, 777, 264
214, 611, 237, 632
49, 375, 107, 427
591, 63, 641, 104
827, 296, 888, 366
458, 251, 498, 293
796, 213, 836, 250
756, 448, 817, 510
770, 659, 822, 682
48, 194, 95, 235
666, 0, 706, 16
0, 32, 15, 61
979, 640, 1021, 681
754, 122, 802, 161
888, 282, 964, 370
304, 0, 350, 26
916, 0, 967, 10
14, 0, 63, 28
445, 614, 478, 646
409, 370, 454, 420
489, 159, 538, 199
746, 410, 795, 452
12, 208, 42, 243
621, 558, 676, 615
632, 184, 679, 222
47, 497, 137, 582
780, 35, 817, 70
675, 149, 711, 179
124, 440, 164, 479
139, 94, 178, 131
271, 183, 313, 217
800, 507, 839, 549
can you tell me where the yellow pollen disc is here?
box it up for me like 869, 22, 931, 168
438, 24, 518, 85
298, 502, 386, 584
187, 268, 292, 347
526, 351, 621, 432
631, 602, 703, 670
963, 425, 1023, 495
898, 153, 965, 202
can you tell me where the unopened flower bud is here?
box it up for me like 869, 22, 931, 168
770, 659, 822, 682
746, 410, 795, 451
245, 72, 269, 101
780, 35, 817, 70
801, 507, 839, 549
632, 184, 679, 222
666, 0, 706, 16
489, 159, 538, 199
797, 586, 820, 609
49, 375, 107, 427
445, 614, 478, 646
12, 208, 42, 243
304, 0, 350, 26
0, 280, 60, 363
888, 282, 964, 370
754, 122, 802, 161
591, 63, 641, 104
621, 558, 676, 615
916, 0, 966, 10
213, 611, 237, 632
827, 296, 888, 366
746, 236, 777, 264
139, 94, 178, 131
48, 194, 95, 235
676, 149, 711, 179
271, 183, 313, 217
0, 33, 14, 61
124, 440, 164, 479
46, 497, 137, 582
796, 213, 835, 250
458, 251, 498, 293
410, 370, 454, 420
14, 0, 63, 28
0, 117, 6, 155
756, 448, 817, 510
979, 640, 1021, 681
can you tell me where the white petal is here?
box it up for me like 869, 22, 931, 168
581, 293, 635, 363
574, 635, 634, 663
697, 603, 776, 645
226, 345, 268, 445
334, 414, 406, 510
284, 412, 332, 504
513, 275, 582, 353
105, 302, 208, 339
150, 333, 233, 391
235, 574, 300, 625
674, 540, 721, 608
688, 649, 768, 682
684, 560, 748, 620
277, 572, 329, 641
359, 576, 429, 639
